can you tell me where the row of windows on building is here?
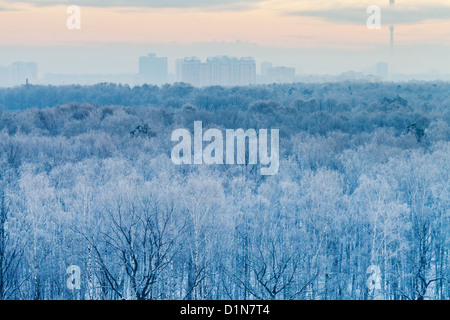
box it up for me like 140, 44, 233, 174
175, 56, 256, 87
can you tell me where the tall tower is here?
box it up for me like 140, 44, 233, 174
389, 0, 395, 54
390, 25, 394, 53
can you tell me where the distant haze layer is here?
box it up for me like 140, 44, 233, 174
0, 0, 449, 76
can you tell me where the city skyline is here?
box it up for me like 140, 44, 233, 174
2, 51, 450, 87
0, 0, 449, 77
0, 54, 299, 87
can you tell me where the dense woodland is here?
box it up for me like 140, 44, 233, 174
0, 82, 449, 300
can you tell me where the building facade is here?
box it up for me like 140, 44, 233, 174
260, 62, 296, 84
176, 56, 256, 87
138, 53, 168, 85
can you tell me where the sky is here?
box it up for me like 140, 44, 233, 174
0, 0, 449, 76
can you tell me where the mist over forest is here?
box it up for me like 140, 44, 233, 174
0, 81, 449, 300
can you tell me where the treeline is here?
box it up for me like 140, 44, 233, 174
0, 82, 449, 300
1, 81, 450, 114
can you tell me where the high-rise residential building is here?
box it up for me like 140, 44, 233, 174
138, 53, 168, 85
238, 57, 257, 86
12, 62, 38, 84
175, 58, 185, 83
177, 57, 204, 86
376, 62, 389, 80
0, 67, 11, 87
261, 62, 272, 77
260, 63, 296, 84
268, 66, 295, 83
176, 56, 256, 87
0, 61, 38, 87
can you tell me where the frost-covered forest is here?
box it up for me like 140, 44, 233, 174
0, 82, 449, 300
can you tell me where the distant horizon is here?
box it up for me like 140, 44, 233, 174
1, 0, 449, 79
2, 45, 450, 87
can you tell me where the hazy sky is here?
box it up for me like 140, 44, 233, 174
1, 0, 449, 76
